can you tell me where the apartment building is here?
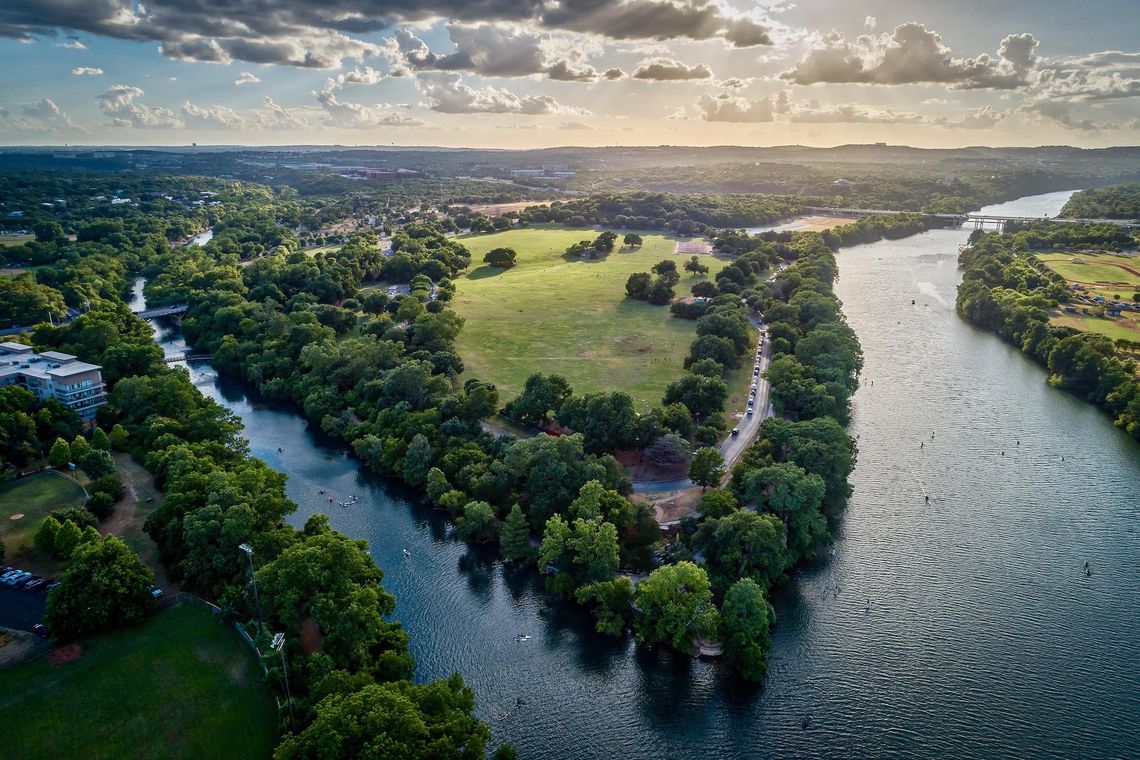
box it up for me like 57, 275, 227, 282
0, 341, 107, 425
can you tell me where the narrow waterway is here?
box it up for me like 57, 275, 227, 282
140, 189, 1140, 758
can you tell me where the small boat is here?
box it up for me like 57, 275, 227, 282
403, 548, 411, 557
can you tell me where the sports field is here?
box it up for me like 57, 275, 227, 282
0, 603, 278, 760
453, 226, 731, 408
1037, 252, 1140, 301
0, 472, 87, 554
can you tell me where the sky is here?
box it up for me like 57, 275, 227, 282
0, 0, 1138, 148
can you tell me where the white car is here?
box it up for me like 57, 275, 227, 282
747, 407, 754, 416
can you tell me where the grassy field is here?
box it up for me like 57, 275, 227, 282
0, 472, 87, 554
453, 225, 732, 408
1052, 312, 1140, 343
0, 603, 279, 760
1037, 252, 1140, 301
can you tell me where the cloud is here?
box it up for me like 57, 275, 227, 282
696, 93, 773, 123
1017, 100, 1125, 131
0, 1, 769, 69
1074, 51, 1140, 68
415, 72, 588, 115
96, 84, 183, 128
788, 100, 925, 124
313, 89, 423, 127
558, 120, 592, 130
603, 67, 625, 80
234, 72, 261, 86
180, 101, 246, 129
16, 98, 78, 130
782, 24, 1038, 89
631, 58, 713, 81
71, 66, 103, 76
325, 65, 383, 90
56, 39, 85, 49
718, 77, 751, 89
258, 97, 309, 129
387, 25, 600, 82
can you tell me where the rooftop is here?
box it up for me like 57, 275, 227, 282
0, 342, 102, 382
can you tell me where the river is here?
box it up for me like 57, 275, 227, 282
136, 189, 1140, 758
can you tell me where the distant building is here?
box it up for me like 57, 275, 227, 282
0, 342, 107, 426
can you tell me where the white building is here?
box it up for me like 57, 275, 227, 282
0, 342, 107, 425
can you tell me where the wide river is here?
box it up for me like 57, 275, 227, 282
140, 189, 1140, 758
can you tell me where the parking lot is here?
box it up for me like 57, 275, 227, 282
0, 582, 48, 632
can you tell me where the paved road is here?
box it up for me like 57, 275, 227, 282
632, 317, 773, 493
0, 583, 48, 632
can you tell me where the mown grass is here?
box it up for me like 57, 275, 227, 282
1037, 252, 1140, 300
453, 225, 731, 408
0, 603, 279, 760
1051, 312, 1140, 343
0, 472, 87, 553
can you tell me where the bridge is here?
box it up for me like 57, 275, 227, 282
133, 304, 189, 320
801, 206, 1140, 232
162, 353, 213, 364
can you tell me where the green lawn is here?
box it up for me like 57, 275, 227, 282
0, 472, 87, 554
1052, 312, 1140, 343
1037, 252, 1140, 300
0, 603, 279, 760
453, 226, 733, 409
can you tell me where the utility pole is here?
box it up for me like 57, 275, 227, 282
272, 632, 296, 729
238, 543, 264, 635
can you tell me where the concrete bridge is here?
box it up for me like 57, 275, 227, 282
801, 206, 1140, 232
133, 304, 189, 320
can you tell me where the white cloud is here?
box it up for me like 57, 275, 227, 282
696, 93, 774, 123
326, 66, 383, 89
631, 58, 713, 81
415, 72, 589, 115
234, 72, 261, 86
313, 89, 423, 127
71, 67, 104, 76
55, 40, 85, 49
12, 99, 78, 131
783, 24, 1038, 90
96, 85, 183, 128
181, 101, 247, 129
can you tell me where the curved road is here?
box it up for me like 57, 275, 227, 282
632, 316, 773, 493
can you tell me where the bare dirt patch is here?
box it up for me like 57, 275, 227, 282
464, 200, 554, 215
47, 643, 84, 666
636, 488, 703, 523
300, 617, 324, 654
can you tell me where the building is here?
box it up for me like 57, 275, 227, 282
0, 342, 107, 426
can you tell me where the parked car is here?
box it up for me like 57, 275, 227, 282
747, 407, 754, 416
32, 624, 49, 639
23, 577, 45, 592
149, 585, 164, 599
5, 571, 32, 586
0, 569, 20, 583
14, 574, 39, 588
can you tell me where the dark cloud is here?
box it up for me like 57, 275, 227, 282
632, 58, 712, 81
0, 0, 769, 68
602, 67, 625, 80
782, 24, 1037, 90
389, 26, 598, 81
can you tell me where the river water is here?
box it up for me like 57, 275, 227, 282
139, 189, 1140, 758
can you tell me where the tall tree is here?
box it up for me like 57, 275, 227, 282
634, 562, 719, 653
689, 447, 725, 490
45, 535, 155, 641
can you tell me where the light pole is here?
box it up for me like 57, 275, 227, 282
238, 543, 264, 635
272, 632, 296, 729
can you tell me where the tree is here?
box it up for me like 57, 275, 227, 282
52, 519, 83, 559
79, 449, 116, 479
647, 277, 675, 305
742, 462, 828, 561
663, 374, 728, 421
556, 391, 639, 454
33, 220, 65, 243
692, 511, 788, 592
633, 562, 719, 652
45, 535, 155, 641
109, 424, 130, 450
274, 676, 489, 760
456, 500, 499, 544
689, 447, 725, 490
402, 434, 434, 487
575, 577, 634, 635
684, 255, 709, 275
722, 578, 773, 681
539, 515, 619, 592
500, 504, 533, 562
625, 272, 652, 300
483, 247, 518, 269
48, 437, 71, 469
698, 489, 738, 518
652, 259, 679, 280
644, 434, 690, 469
90, 427, 111, 451
503, 373, 573, 427
623, 233, 643, 248
35, 515, 61, 555
70, 434, 92, 462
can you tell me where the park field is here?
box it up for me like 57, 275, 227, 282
0, 472, 87, 554
1037, 251, 1140, 301
1051, 311, 1140, 344
0, 603, 279, 760
453, 226, 731, 408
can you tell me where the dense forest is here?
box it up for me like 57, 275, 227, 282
1060, 184, 1140, 220
956, 222, 1140, 440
